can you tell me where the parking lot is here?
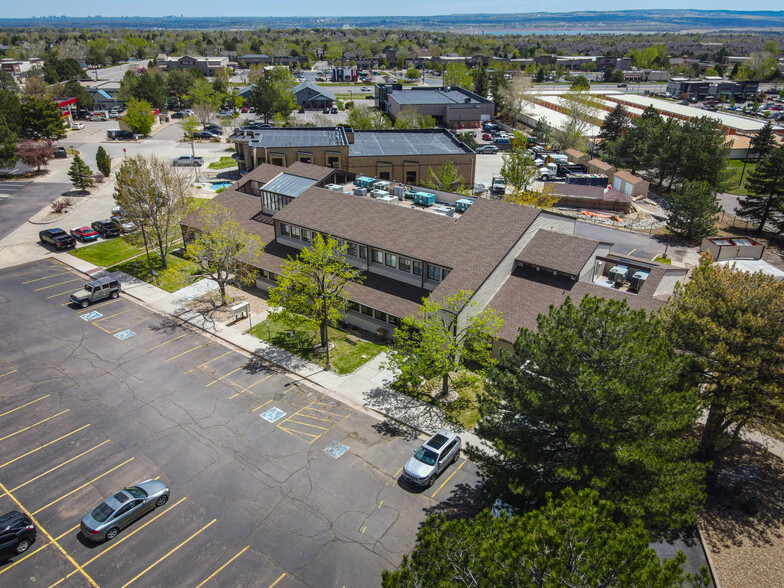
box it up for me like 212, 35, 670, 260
0, 260, 481, 587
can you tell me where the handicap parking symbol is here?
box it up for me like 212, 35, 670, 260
324, 441, 349, 459
80, 311, 103, 321
113, 330, 136, 340
261, 407, 286, 423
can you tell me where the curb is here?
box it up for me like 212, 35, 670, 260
696, 523, 721, 588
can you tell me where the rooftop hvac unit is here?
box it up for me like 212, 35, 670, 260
373, 180, 392, 191
370, 189, 389, 198
391, 185, 406, 198
325, 183, 343, 192
377, 195, 398, 204
608, 265, 628, 286
630, 270, 649, 291
353, 187, 368, 196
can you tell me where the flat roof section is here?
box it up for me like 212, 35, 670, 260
261, 174, 317, 198
349, 130, 472, 157
392, 89, 484, 106
248, 128, 348, 149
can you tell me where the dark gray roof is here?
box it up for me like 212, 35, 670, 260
293, 81, 336, 102
392, 88, 486, 105
516, 230, 601, 276
261, 174, 317, 198
349, 129, 472, 157
248, 128, 347, 149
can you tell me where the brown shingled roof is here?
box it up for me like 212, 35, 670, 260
516, 230, 600, 276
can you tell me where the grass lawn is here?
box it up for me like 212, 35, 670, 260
207, 157, 238, 170
396, 377, 483, 430
108, 250, 200, 293
247, 314, 384, 375
68, 235, 142, 267
187, 197, 210, 212
725, 159, 757, 196
654, 256, 673, 264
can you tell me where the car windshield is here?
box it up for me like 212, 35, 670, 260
413, 447, 438, 466
91, 502, 115, 523
125, 486, 148, 499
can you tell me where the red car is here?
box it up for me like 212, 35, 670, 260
482, 133, 493, 141
70, 226, 100, 242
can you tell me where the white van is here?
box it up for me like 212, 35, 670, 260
88, 111, 108, 121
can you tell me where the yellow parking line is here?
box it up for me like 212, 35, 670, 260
285, 420, 328, 430
0, 409, 69, 443
47, 288, 79, 299
147, 333, 188, 352
92, 308, 133, 322
0, 524, 80, 577
166, 343, 208, 362
48, 497, 188, 587
11, 440, 112, 492
228, 372, 276, 399
0, 480, 98, 587
120, 518, 217, 588
2, 383, 31, 394
194, 545, 250, 588
394, 465, 405, 478
206, 366, 244, 387
295, 411, 333, 423
269, 572, 286, 588
185, 351, 232, 373
33, 278, 82, 291
22, 271, 70, 284
430, 460, 465, 499
0, 368, 18, 378
252, 400, 273, 412
32, 458, 135, 515
278, 426, 320, 439
0, 394, 50, 419
0, 424, 91, 469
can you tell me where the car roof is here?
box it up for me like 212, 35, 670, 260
425, 429, 457, 451
48, 228, 66, 234
0, 510, 28, 528
87, 276, 119, 287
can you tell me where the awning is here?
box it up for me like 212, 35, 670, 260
97, 90, 112, 100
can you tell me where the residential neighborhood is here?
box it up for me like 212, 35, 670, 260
0, 9, 784, 588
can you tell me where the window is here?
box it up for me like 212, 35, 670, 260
346, 242, 358, 257
361, 305, 373, 316
348, 301, 360, 312
385, 253, 397, 268
379, 171, 390, 180
413, 261, 422, 276
301, 229, 311, 243
280, 223, 289, 236
291, 226, 301, 239
406, 171, 417, 184
388, 315, 401, 326
327, 156, 340, 168
270, 157, 284, 166
372, 249, 383, 264
399, 258, 411, 273
427, 265, 441, 281
441, 268, 451, 279
374, 310, 387, 322
359, 246, 367, 259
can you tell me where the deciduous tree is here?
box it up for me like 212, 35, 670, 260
503, 184, 558, 209
423, 160, 467, 192
268, 234, 363, 370
387, 290, 502, 398
179, 115, 200, 158
181, 202, 265, 304
500, 147, 539, 191
667, 180, 722, 242
442, 62, 473, 89
554, 89, 602, 151
473, 296, 706, 534
67, 153, 94, 193
383, 489, 698, 588
16, 139, 54, 171
661, 258, 784, 458
123, 98, 155, 135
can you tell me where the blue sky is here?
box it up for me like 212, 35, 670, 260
6, 3, 784, 17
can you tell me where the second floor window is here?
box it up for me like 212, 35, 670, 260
413, 261, 422, 276
372, 249, 383, 264
427, 265, 440, 281
385, 253, 397, 268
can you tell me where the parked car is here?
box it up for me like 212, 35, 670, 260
91, 219, 121, 238
331, 107, 338, 114
193, 131, 218, 140
617, 83, 627, 88
110, 216, 136, 233
71, 122, 85, 130
70, 276, 122, 308
0, 511, 36, 559
482, 133, 493, 141
53, 147, 67, 159
402, 429, 461, 487
204, 125, 223, 134
69, 226, 100, 242
172, 155, 204, 167
361, 87, 370, 91
39, 228, 75, 250
323, 107, 330, 114
476, 145, 499, 154
80, 480, 170, 542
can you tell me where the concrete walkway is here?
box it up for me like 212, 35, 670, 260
58, 253, 490, 451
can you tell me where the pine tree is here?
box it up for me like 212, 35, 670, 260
68, 153, 94, 193
598, 103, 630, 146
95, 145, 111, 177
736, 145, 784, 233
667, 180, 722, 242
750, 121, 776, 161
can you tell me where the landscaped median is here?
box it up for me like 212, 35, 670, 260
246, 313, 385, 375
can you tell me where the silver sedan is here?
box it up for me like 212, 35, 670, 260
80, 480, 170, 541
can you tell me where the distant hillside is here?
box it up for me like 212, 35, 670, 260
1, 10, 784, 31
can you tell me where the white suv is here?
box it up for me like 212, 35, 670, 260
403, 430, 461, 487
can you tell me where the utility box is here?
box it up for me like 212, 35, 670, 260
355, 176, 376, 189
608, 265, 628, 286
392, 185, 405, 198
629, 270, 649, 291
455, 198, 473, 212
370, 189, 389, 198
353, 187, 368, 196
325, 183, 343, 192
411, 191, 435, 206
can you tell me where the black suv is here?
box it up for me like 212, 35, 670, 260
39, 228, 76, 250
107, 129, 134, 140
91, 219, 121, 238
0, 511, 36, 559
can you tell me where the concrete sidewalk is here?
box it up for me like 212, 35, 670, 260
58, 253, 490, 451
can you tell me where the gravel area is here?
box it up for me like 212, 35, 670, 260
700, 440, 784, 587
184, 284, 268, 324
